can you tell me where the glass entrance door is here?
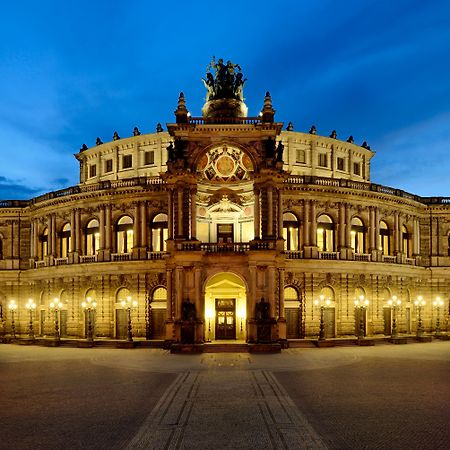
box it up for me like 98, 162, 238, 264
215, 299, 236, 339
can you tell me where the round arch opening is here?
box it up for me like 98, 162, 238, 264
204, 272, 247, 341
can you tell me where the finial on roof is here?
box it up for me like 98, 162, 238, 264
156, 123, 163, 132
96, 137, 103, 146
80, 144, 88, 151
309, 125, 317, 134
133, 126, 141, 136
286, 121, 294, 131
113, 131, 120, 141
175, 92, 189, 124
347, 135, 354, 143
330, 130, 337, 139
260, 91, 275, 123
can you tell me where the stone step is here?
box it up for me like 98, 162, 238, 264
203, 343, 249, 353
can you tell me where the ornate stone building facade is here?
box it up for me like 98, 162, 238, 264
0, 60, 449, 346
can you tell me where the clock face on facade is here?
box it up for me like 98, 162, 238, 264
197, 145, 253, 182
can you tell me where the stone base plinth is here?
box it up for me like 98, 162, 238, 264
416, 336, 433, 343
170, 343, 204, 354
116, 341, 136, 349
390, 337, 408, 344
356, 338, 375, 346
248, 343, 281, 353
314, 339, 335, 348
77, 340, 95, 348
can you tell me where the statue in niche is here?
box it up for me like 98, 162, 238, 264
182, 298, 196, 321
265, 138, 276, 159
255, 297, 270, 321
276, 141, 284, 162
166, 142, 175, 162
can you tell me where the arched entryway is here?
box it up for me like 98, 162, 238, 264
204, 272, 247, 341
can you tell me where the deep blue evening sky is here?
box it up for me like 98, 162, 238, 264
1, 0, 450, 199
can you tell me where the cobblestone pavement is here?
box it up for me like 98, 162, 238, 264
0, 342, 449, 449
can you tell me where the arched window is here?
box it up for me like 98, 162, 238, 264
40, 227, 48, 259
116, 216, 133, 254
351, 217, 365, 254
151, 213, 168, 252
85, 219, 100, 256
317, 214, 335, 252
60, 223, 71, 258
379, 221, 390, 255
152, 287, 167, 302
402, 225, 409, 256
283, 212, 299, 251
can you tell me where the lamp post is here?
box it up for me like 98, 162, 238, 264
25, 298, 36, 339
8, 300, 17, 339
414, 296, 426, 337
354, 295, 369, 339
49, 298, 63, 341
387, 296, 401, 338
121, 296, 137, 342
81, 297, 97, 343
314, 295, 331, 340
432, 297, 444, 336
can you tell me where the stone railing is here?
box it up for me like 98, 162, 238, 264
80, 255, 97, 263
319, 251, 339, 260
382, 255, 396, 264
284, 251, 303, 259
111, 252, 131, 262
34, 260, 46, 269
54, 257, 69, 266
354, 253, 371, 262
405, 258, 416, 265
147, 251, 169, 260
188, 116, 262, 125
200, 243, 250, 254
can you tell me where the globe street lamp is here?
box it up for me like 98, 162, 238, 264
8, 300, 18, 339
81, 297, 97, 343
414, 296, 426, 337
387, 296, 402, 338
314, 295, 331, 340
433, 297, 444, 336
25, 298, 36, 339
354, 295, 369, 339
121, 296, 138, 342
49, 298, 63, 342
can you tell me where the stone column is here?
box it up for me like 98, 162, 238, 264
303, 200, 310, 246
140, 201, 147, 249
413, 218, 419, 255
339, 203, 345, 249
75, 209, 82, 253
375, 208, 380, 250
70, 210, 76, 253
190, 190, 197, 240
277, 189, 283, 239
177, 188, 183, 238
47, 216, 52, 256
278, 268, 285, 319
166, 269, 173, 319
345, 204, 352, 248
133, 202, 141, 248
168, 190, 173, 240
105, 205, 112, 250
254, 188, 260, 239
369, 207, 376, 251
99, 206, 105, 250
267, 186, 273, 237
310, 200, 317, 246
394, 211, 399, 254
33, 220, 39, 258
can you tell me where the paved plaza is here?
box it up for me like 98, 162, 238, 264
0, 342, 449, 449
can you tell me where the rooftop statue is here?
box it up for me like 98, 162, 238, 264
202, 56, 246, 102
201, 57, 248, 119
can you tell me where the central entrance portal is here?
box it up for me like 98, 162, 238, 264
204, 272, 247, 341
215, 299, 236, 339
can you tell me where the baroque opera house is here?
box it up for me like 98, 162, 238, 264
0, 60, 449, 349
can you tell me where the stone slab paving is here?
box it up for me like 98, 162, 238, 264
127, 354, 327, 449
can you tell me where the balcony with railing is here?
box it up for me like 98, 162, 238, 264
111, 252, 131, 262
319, 251, 339, 260
354, 253, 371, 262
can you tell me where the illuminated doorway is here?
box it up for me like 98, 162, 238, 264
204, 272, 246, 341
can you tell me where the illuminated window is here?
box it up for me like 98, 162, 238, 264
122, 154, 132, 169
60, 223, 71, 258
40, 227, 48, 259
379, 220, 390, 255
402, 225, 409, 256
152, 287, 167, 302
283, 212, 300, 251
116, 216, 134, 253
351, 217, 365, 253
151, 213, 168, 251
85, 219, 100, 255
318, 153, 327, 167
317, 214, 334, 251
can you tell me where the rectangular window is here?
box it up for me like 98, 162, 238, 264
295, 149, 305, 164
105, 159, 113, 173
337, 157, 345, 171
144, 150, 155, 166
318, 153, 327, 167
123, 154, 132, 169
353, 162, 360, 175
89, 164, 97, 178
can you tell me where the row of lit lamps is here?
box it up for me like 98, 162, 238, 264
5, 296, 138, 343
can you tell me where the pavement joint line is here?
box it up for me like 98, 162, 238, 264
126, 367, 329, 450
